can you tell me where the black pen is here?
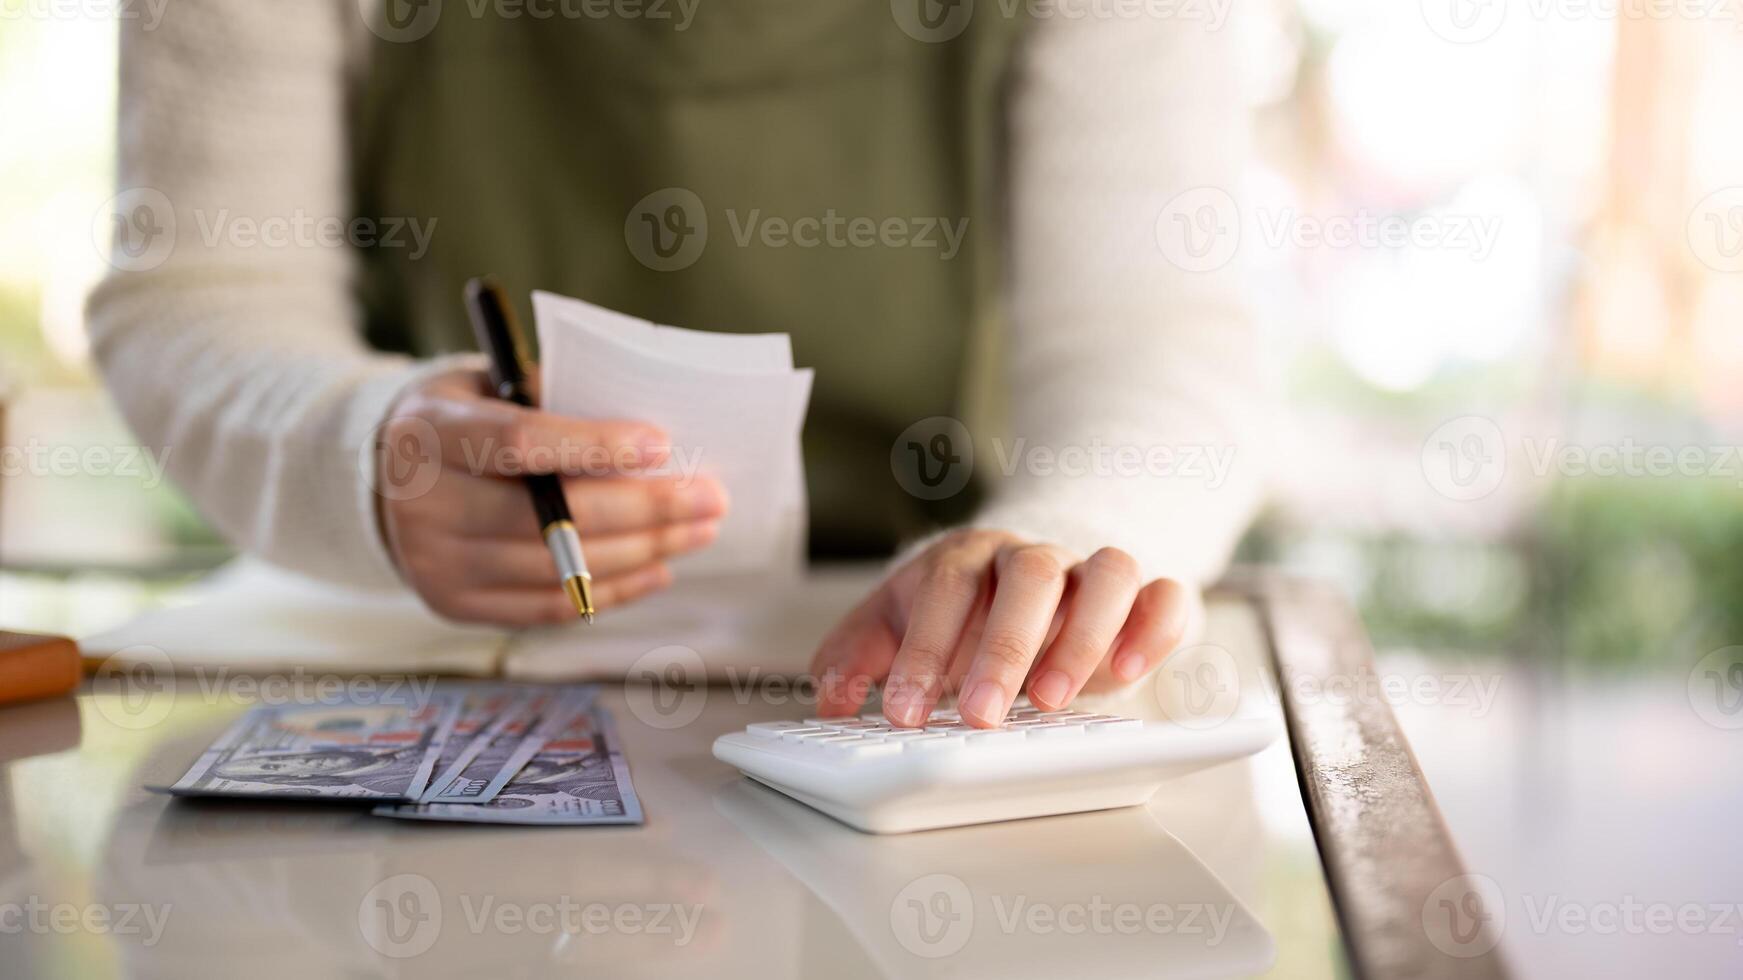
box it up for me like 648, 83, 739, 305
463, 277, 595, 623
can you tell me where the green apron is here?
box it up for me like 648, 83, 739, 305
350, 7, 1027, 557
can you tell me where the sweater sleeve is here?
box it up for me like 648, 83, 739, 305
86, 0, 452, 588
959, 14, 1275, 589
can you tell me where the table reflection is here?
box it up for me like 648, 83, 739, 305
715, 780, 1275, 979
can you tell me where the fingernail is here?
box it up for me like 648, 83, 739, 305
883, 675, 921, 727
1031, 670, 1071, 709
1114, 650, 1148, 682
961, 681, 1007, 727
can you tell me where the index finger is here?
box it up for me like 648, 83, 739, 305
421, 392, 669, 478
956, 544, 1073, 727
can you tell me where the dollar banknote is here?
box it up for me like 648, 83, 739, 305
162, 691, 463, 801
419, 687, 588, 804
375, 693, 643, 825
416, 684, 535, 803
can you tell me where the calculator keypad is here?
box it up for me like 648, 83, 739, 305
741, 706, 1139, 759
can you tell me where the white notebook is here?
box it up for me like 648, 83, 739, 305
78, 559, 880, 681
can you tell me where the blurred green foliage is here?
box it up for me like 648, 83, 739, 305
1530, 477, 1743, 666
1250, 475, 1743, 669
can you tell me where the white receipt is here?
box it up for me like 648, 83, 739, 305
534, 291, 814, 576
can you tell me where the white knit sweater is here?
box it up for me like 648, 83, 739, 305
88, 0, 1271, 594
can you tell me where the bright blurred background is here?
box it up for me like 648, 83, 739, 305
2, 2, 1741, 975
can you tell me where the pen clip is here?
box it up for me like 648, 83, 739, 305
464, 276, 536, 407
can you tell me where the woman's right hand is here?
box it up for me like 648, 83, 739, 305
372, 369, 727, 626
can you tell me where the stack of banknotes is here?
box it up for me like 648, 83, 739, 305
151, 682, 642, 826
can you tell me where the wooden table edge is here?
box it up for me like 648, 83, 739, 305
1210, 571, 1512, 980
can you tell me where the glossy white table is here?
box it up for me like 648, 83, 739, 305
0, 584, 1346, 979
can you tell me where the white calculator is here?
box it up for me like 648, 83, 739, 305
712, 702, 1278, 833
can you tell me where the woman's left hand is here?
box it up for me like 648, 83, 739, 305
808, 529, 1198, 728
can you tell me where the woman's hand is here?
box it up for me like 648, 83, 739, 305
374, 370, 728, 626
809, 529, 1197, 728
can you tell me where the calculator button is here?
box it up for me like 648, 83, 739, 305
780, 728, 836, 742
746, 721, 811, 738
826, 739, 903, 760
1086, 718, 1144, 733
809, 733, 867, 748
1027, 723, 1087, 738
966, 729, 1028, 747
924, 723, 971, 734
905, 734, 962, 751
